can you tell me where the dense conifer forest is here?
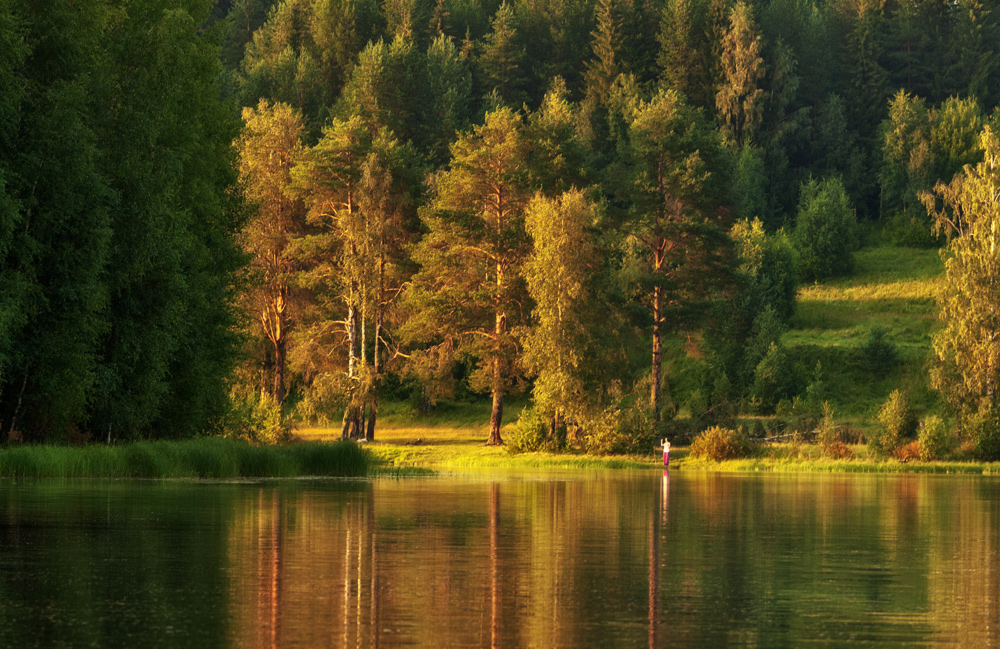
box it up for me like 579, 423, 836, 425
1, 0, 999, 453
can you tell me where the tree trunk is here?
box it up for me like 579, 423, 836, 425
366, 255, 385, 443
273, 336, 285, 413
341, 409, 350, 440
488, 254, 506, 445
651, 285, 663, 422
488, 387, 504, 445
365, 400, 377, 442
342, 296, 358, 439
487, 315, 505, 445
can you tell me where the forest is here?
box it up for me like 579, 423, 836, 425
1, 0, 999, 455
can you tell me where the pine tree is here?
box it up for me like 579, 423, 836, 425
626, 90, 732, 422
424, 34, 473, 165
944, 0, 998, 107
526, 77, 589, 196
406, 108, 532, 445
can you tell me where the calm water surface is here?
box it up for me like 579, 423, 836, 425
1, 471, 999, 648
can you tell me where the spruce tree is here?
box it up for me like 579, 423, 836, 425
478, 2, 528, 108
715, 1, 766, 149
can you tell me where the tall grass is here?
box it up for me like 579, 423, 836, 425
0, 438, 368, 479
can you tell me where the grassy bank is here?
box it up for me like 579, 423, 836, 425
0, 437, 368, 479
298, 400, 664, 471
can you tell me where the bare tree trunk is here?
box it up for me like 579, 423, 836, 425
273, 336, 285, 413
366, 255, 385, 443
487, 262, 506, 446
342, 296, 358, 439
651, 285, 663, 422
365, 317, 381, 442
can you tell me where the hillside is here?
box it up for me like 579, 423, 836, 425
786, 245, 944, 427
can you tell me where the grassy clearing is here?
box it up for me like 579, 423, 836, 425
297, 401, 664, 471
785, 246, 944, 427
0, 438, 367, 479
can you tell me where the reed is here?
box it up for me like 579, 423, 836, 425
0, 438, 368, 479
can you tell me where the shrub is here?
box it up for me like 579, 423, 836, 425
750, 342, 799, 413
581, 399, 657, 456
858, 326, 899, 377
960, 407, 1000, 461
918, 415, 953, 461
690, 426, 754, 461
826, 441, 853, 459
870, 390, 917, 457
894, 441, 922, 462
791, 177, 859, 281
219, 389, 290, 445
816, 402, 840, 457
508, 408, 566, 453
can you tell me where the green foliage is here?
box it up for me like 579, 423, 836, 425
918, 415, 953, 461
580, 391, 657, 456
927, 130, 1000, 418
690, 426, 754, 461
871, 389, 917, 457
858, 326, 899, 377
477, 2, 527, 107
405, 107, 532, 443
0, 438, 367, 479
817, 402, 853, 459
960, 407, 1000, 462
750, 341, 799, 413
792, 177, 859, 281
219, 389, 292, 445
0, 0, 241, 442
715, 1, 765, 148
508, 407, 566, 453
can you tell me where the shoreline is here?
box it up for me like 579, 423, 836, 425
1, 434, 997, 480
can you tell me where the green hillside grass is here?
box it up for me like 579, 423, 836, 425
786, 246, 944, 427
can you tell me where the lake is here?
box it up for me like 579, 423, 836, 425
1, 471, 998, 648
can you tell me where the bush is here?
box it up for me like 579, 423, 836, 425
918, 415, 953, 461
826, 440, 853, 459
508, 408, 566, 453
883, 210, 938, 248
894, 441, 921, 462
858, 326, 899, 377
791, 177, 859, 281
581, 399, 657, 456
218, 389, 290, 445
690, 426, 754, 461
750, 342, 800, 413
870, 390, 917, 457
961, 407, 1000, 461
816, 402, 840, 457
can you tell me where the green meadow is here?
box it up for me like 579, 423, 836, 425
785, 245, 944, 428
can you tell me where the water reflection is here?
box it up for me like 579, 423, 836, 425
3, 473, 1000, 647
